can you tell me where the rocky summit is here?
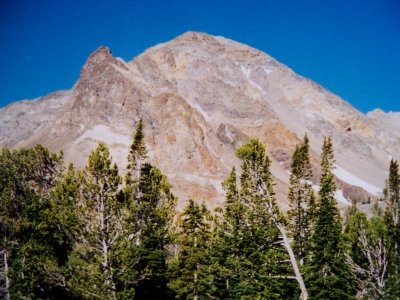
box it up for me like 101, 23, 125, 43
1, 31, 399, 211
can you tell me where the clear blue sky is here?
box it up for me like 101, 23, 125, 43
1, 0, 399, 113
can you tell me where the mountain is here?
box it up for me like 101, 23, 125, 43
1, 31, 398, 211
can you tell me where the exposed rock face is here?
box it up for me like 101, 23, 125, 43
1, 32, 398, 210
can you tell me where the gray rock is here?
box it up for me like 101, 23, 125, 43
1, 31, 397, 211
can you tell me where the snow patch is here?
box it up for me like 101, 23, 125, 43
75, 125, 131, 146
263, 68, 272, 74
240, 65, 251, 77
312, 185, 351, 205
332, 164, 382, 196
240, 65, 265, 93
249, 79, 265, 94
193, 103, 210, 121
388, 155, 393, 160
334, 190, 352, 205
249, 79, 264, 93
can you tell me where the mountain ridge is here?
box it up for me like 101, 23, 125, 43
1, 31, 398, 210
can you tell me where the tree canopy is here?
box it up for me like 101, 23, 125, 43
0, 131, 397, 299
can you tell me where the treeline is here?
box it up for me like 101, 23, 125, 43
0, 119, 399, 299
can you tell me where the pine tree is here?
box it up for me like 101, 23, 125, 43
288, 134, 315, 266
168, 199, 212, 300
132, 163, 177, 300
123, 119, 177, 299
126, 117, 148, 186
383, 159, 400, 298
210, 167, 254, 299
64, 143, 130, 299
211, 140, 306, 299
0, 145, 67, 299
344, 209, 389, 298
237, 139, 306, 299
306, 137, 355, 299
44, 163, 82, 296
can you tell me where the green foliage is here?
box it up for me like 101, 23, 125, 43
287, 134, 315, 266
306, 137, 355, 299
126, 117, 148, 186
121, 119, 177, 299
168, 200, 212, 300
344, 209, 389, 299
211, 167, 253, 299
60, 143, 128, 299
236, 139, 284, 224
0, 145, 69, 299
383, 159, 400, 298
1, 131, 393, 299
210, 140, 299, 299
131, 163, 177, 300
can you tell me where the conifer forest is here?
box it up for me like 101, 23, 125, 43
1, 119, 399, 299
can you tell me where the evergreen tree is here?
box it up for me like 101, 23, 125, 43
210, 167, 257, 299
123, 119, 177, 299
44, 163, 82, 297
383, 159, 400, 298
306, 137, 355, 299
63, 143, 131, 299
0, 145, 67, 299
132, 163, 177, 300
236, 139, 303, 299
287, 134, 315, 266
168, 200, 212, 300
215, 168, 248, 298
211, 139, 305, 299
126, 117, 148, 186
344, 209, 389, 299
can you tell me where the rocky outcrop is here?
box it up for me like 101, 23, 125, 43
1, 32, 398, 210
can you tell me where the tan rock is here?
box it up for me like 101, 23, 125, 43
1, 31, 398, 211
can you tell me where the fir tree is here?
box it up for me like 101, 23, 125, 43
124, 118, 149, 249
132, 163, 177, 300
306, 137, 355, 299
210, 167, 255, 299
383, 159, 400, 298
168, 200, 212, 300
126, 117, 148, 186
123, 119, 177, 299
287, 134, 315, 266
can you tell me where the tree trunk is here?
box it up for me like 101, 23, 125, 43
277, 223, 308, 300
4, 249, 10, 300
261, 186, 308, 300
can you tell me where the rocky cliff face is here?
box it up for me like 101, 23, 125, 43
1, 32, 398, 210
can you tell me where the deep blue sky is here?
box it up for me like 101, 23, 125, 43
1, 0, 399, 113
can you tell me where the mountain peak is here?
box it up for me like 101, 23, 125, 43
88, 46, 112, 60
1, 33, 398, 210
79, 46, 114, 79
175, 31, 216, 42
